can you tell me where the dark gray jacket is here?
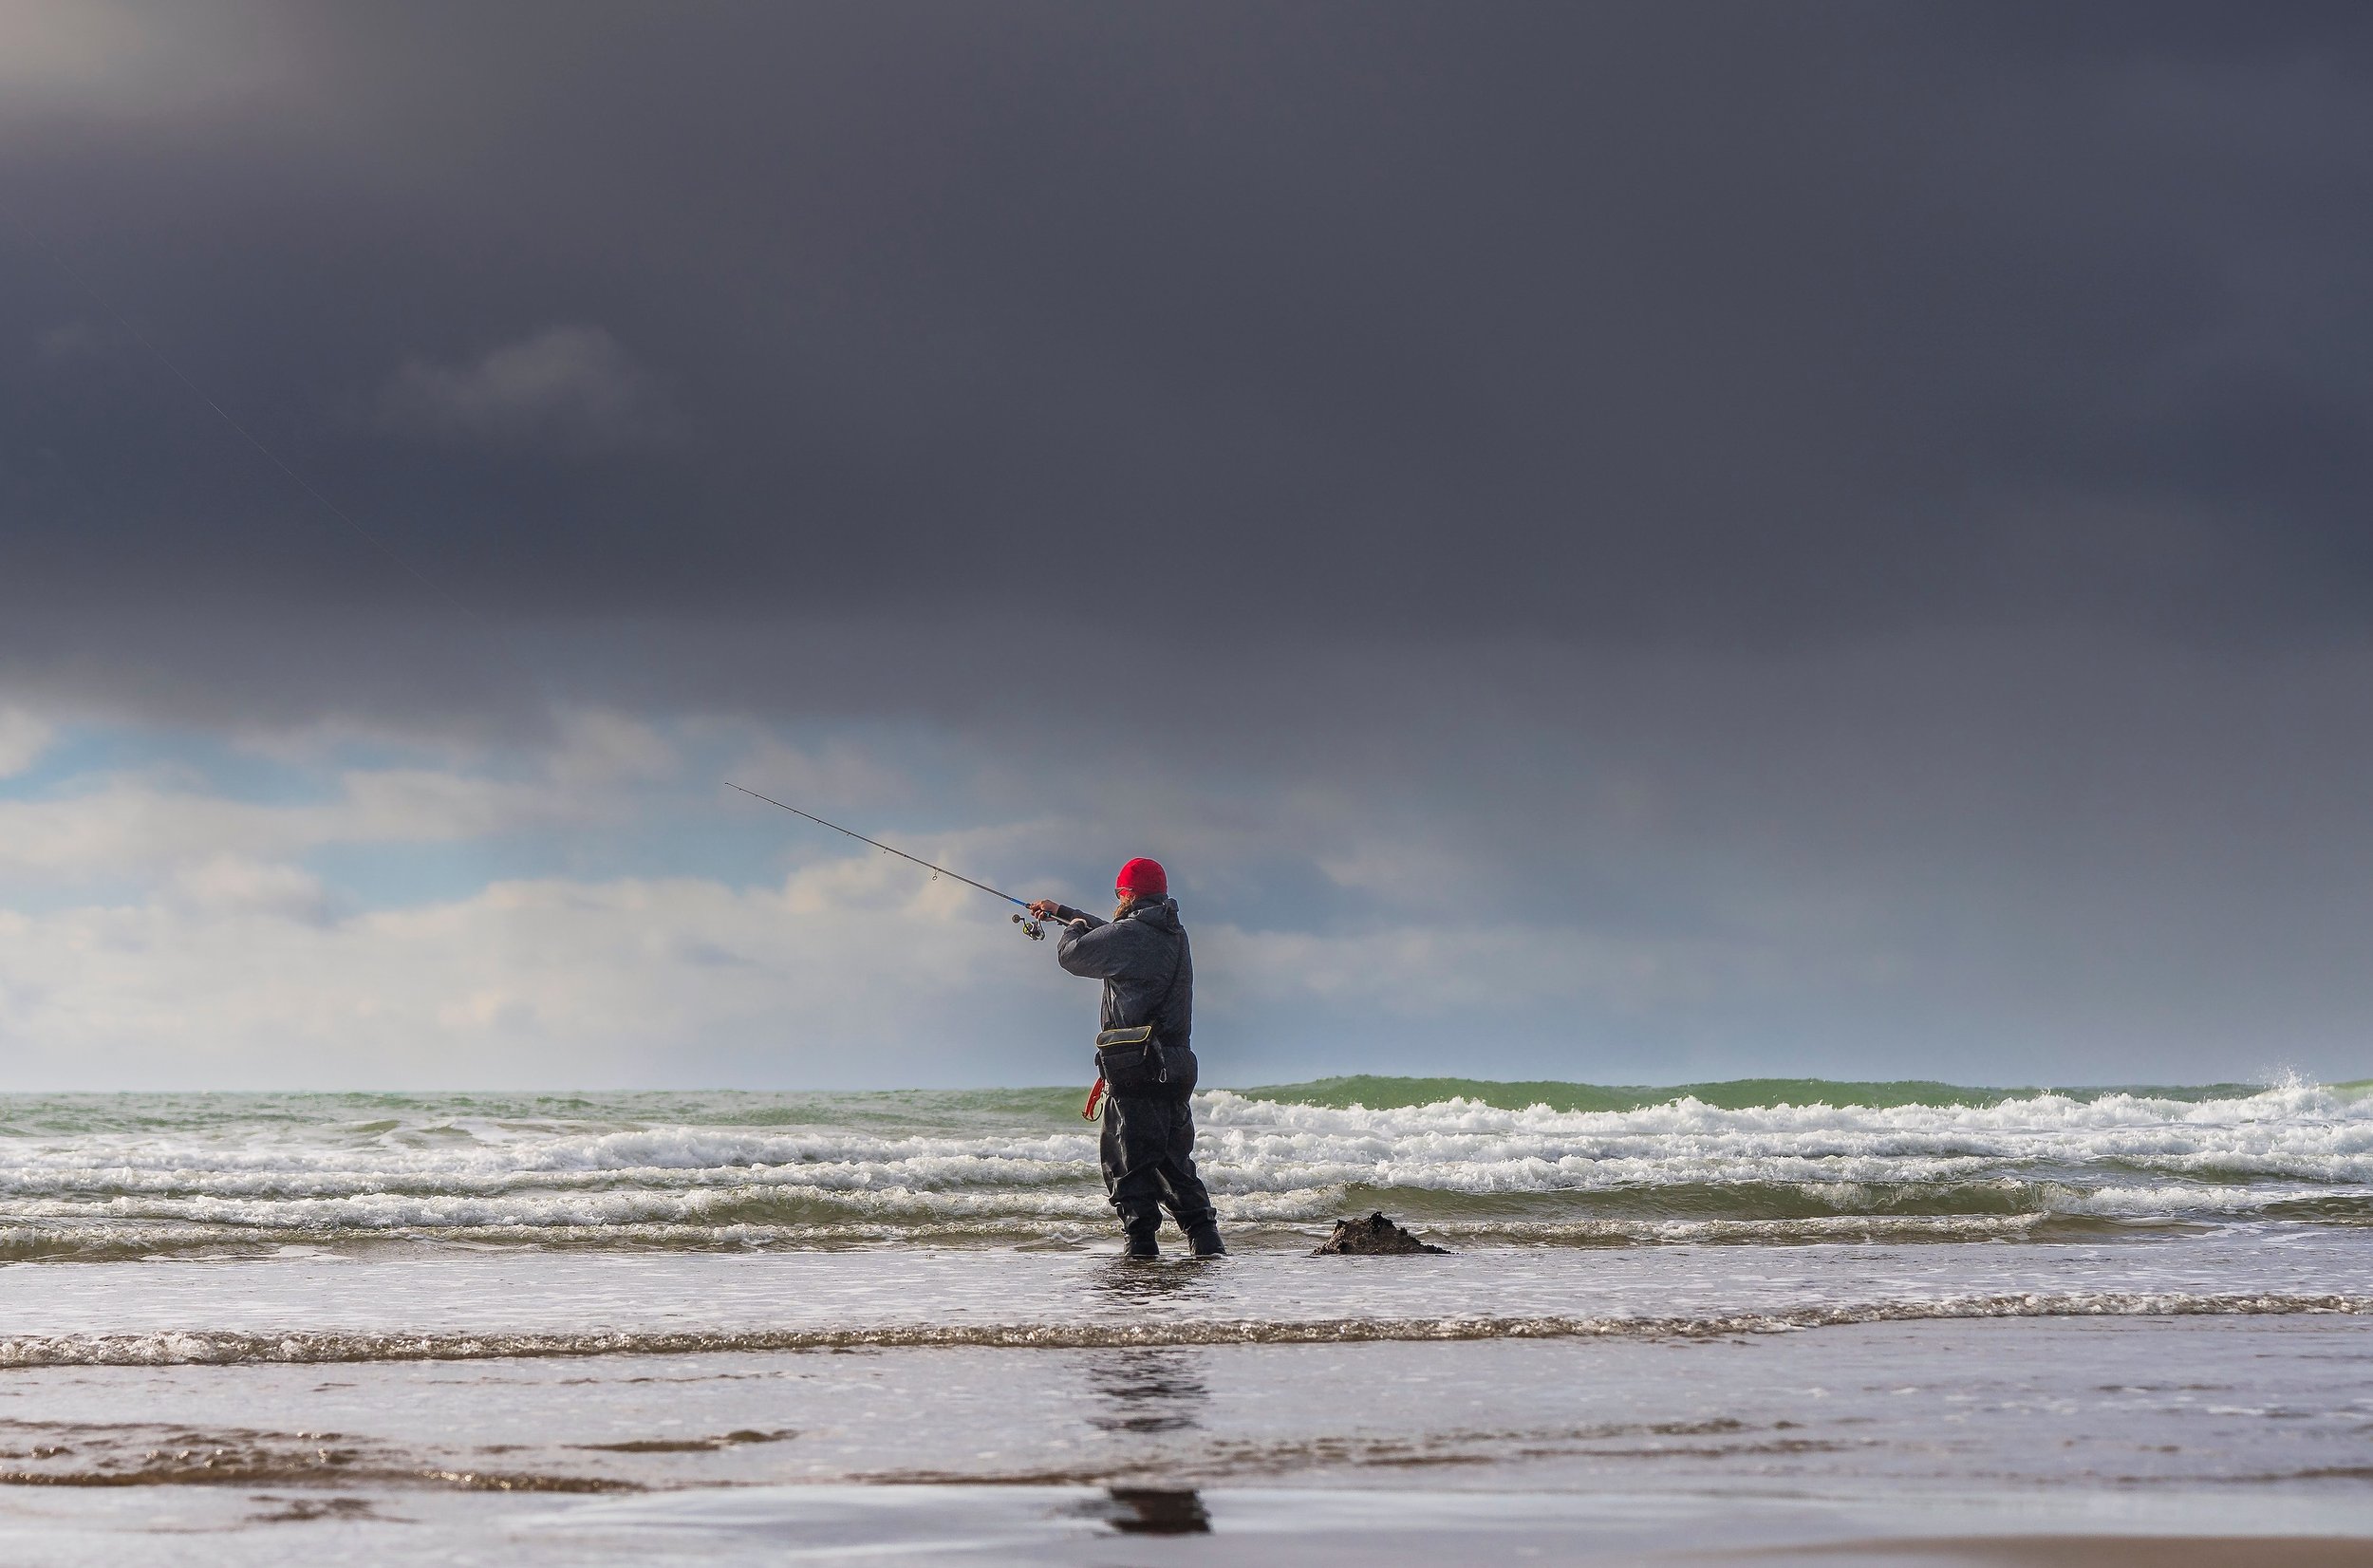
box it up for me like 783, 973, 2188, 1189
1054, 896, 1194, 1055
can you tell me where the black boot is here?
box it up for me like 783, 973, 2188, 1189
1121, 1229, 1160, 1260
1186, 1222, 1226, 1258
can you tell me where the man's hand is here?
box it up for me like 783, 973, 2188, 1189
1027, 899, 1062, 921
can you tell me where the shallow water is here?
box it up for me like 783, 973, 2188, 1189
0, 1234, 2367, 1365
2, 1082, 2370, 1561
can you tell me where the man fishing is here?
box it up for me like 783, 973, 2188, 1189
1028, 858, 1224, 1260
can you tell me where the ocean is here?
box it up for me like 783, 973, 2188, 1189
2, 1078, 2370, 1564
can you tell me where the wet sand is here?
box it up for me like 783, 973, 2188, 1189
10, 1481, 2370, 1568
3, 1317, 2372, 1563
1766, 1540, 2373, 1567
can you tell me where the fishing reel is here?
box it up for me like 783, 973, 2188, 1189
1012, 912, 1047, 941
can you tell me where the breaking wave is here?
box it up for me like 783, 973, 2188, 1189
0, 1078, 2366, 1257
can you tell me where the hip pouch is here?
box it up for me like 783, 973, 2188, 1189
1094, 1024, 1169, 1094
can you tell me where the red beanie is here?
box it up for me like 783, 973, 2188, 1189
1114, 857, 1168, 899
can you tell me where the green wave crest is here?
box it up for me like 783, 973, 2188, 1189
1229, 1074, 2276, 1112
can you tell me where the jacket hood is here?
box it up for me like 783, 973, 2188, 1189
1126, 896, 1183, 932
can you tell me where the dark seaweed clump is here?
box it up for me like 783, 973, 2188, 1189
1315, 1213, 1448, 1255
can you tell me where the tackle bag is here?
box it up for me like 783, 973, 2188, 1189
1094, 1024, 1168, 1094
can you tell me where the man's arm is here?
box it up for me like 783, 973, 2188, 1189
1029, 897, 1128, 976
1028, 899, 1104, 929
1056, 917, 1139, 979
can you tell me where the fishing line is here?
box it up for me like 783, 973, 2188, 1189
724, 781, 1036, 912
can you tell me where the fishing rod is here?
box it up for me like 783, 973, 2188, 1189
724, 781, 1054, 940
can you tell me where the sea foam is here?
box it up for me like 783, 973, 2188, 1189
0, 1081, 2364, 1256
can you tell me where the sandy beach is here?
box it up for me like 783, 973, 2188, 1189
1782, 1542, 2373, 1567
0, 1086, 2368, 1561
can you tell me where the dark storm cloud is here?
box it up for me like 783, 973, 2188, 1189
7, 1, 2373, 1084
7, 0, 2373, 674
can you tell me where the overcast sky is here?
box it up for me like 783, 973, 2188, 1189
2, 1, 2369, 1091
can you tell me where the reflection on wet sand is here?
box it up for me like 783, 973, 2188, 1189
1085, 1349, 1210, 1434
1090, 1256, 1222, 1310
1101, 1485, 1212, 1534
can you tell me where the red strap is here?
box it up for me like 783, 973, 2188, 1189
1081, 1078, 1107, 1121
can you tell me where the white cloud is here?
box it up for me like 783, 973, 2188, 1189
0, 712, 685, 883
0, 2, 290, 109
0, 768, 560, 879
0, 853, 1084, 1090
374, 326, 676, 455
0, 821, 1766, 1091
1204, 921, 1736, 1019
0, 708, 54, 779
548, 709, 679, 790
1312, 838, 1482, 906
164, 855, 334, 924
